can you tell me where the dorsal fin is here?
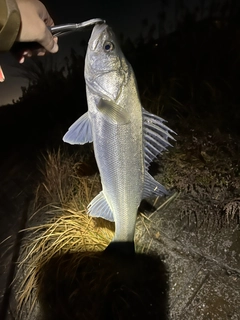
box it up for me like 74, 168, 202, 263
143, 108, 176, 168
142, 171, 168, 199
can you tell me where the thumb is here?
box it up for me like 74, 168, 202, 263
38, 26, 58, 53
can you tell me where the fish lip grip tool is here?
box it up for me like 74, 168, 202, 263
50, 18, 106, 37
10, 18, 105, 56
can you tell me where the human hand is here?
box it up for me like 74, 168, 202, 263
15, 0, 58, 63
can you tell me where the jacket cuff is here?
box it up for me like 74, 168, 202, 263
0, 0, 21, 52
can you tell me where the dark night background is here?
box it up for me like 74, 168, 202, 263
0, 0, 239, 175
0, 0, 167, 105
0, 0, 239, 166
0, 0, 239, 158
1, 0, 240, 106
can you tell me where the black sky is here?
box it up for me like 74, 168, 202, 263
0, 0, 167, 105
0, 0, 232, 106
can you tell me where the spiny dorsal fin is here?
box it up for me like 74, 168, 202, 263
143, 108, 176, 168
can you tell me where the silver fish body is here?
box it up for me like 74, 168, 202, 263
63, 23, 174, 243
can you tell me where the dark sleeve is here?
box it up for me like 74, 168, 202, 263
0, 0, 21, 52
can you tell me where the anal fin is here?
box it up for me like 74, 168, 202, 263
88, 191, 114, 222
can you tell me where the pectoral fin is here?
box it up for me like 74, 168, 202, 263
88, 191, 114, 222
63, 112, 93, 145
97, 99, 130, 125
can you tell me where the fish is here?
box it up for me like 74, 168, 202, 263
63, 23, 175, 250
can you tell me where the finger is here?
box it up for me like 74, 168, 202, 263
37, 51, 46, 56
0, 65, 5, 82
44, 15, 55, 28
36, 48, 47, 56
38, 25, 59, 53
15, 50, 28, 64
19, 56, 25, 64
18, 48, 45, 63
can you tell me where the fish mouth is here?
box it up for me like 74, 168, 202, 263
89, 23, 109, 51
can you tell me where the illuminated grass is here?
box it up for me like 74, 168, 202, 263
15, 148, 147, 318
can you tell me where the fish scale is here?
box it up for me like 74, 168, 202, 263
91, 111, 143, 241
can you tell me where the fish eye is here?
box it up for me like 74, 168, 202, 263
103, 41, 114, 52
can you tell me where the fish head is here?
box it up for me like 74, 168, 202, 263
85, 23, 129, 102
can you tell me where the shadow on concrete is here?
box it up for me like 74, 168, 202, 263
0, 197, 33, 320
37, 249, 169, 320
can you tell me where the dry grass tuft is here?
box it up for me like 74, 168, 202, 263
33, 148, 97, 207
15, 147, 159, 319
223, 198, 240, 223
15, 148, 115, 318
17, 207, 114, 317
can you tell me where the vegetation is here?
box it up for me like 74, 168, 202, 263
15, 148, 149, 319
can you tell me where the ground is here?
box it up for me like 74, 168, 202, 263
0, 115, 239, 319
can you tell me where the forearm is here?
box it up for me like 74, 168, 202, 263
0, 0, 21, 52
